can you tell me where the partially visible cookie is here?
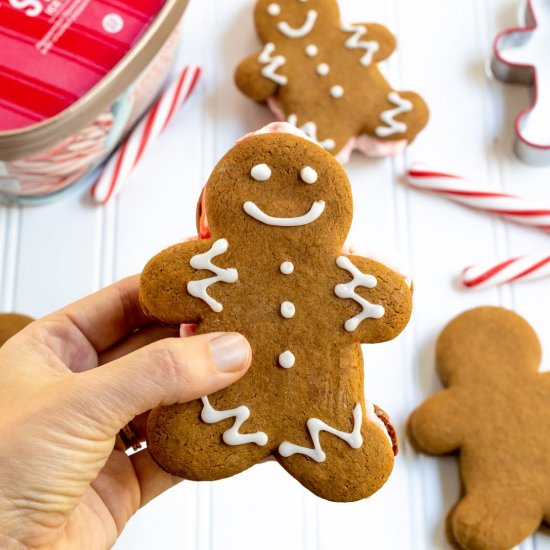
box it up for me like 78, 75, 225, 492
235, 0, 429, 163
0, 313, 34, 347
408, 307, 550, 550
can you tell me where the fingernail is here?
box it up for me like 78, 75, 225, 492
209, 333, 251, 373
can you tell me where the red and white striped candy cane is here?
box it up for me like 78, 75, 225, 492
407, 164, 550, 230
91, 65, 202, 205
462, 253, 550, 289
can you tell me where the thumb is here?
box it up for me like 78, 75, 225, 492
71, 332, 251, 432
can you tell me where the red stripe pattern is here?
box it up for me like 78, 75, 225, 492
407, 163, 550, 230
91, 65, 202, 205
462, 254, 550, 289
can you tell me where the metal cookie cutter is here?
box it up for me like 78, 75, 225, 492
492, 0, 550, 166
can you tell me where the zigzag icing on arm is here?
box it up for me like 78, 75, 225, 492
259, 43, 288, 86
279, 403, 363, 462
375, 92, 413, 138
201, 397, 268, 446
341, 24, 380, 67
187, 239, 238, 313
334, 256, 385, 332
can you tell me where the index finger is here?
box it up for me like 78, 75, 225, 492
38, 276, 152, 358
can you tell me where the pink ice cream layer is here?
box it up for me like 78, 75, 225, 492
266, 98, 407, 164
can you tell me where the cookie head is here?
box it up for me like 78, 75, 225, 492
436, 306, 541, 386
204, 129, 353, 251
255, 0, 339, 44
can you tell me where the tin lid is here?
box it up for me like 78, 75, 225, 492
0, 0, 188, 160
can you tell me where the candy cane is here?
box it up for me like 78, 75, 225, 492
407, 164, 550, 230
462, 253, 550, 289
91, 65, 202, 205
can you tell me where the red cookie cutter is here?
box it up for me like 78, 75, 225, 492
492, 0, 550, 166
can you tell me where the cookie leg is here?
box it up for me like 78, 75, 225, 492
450, 492, 542, 550
275, 403, 394, 502
147, 398, 271, 481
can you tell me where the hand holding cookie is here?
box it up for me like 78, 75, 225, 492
0, 279, 252, 549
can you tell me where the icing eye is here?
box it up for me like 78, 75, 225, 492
251, 164, 272, 181
301, 166, 318, 184
267, 3, 281, 16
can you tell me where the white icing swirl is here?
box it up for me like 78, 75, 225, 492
287, 114, 336, 151
187, 239, 238, 313
341, 24, 380, 67
279, 403, 363, 462
258, 43, 288, 86
376, 92, 413, 138
278, 10, 318, 38
201, 396, 268, 446
334, 256, 385, 331
244, 200, 325, 226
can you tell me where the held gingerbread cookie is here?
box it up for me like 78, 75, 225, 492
408, 307, 550, 549
0, 313, 34, 347
140, 123, 412, 502
235, 0, 429, 163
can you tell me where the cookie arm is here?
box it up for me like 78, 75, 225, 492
235, 52, 280, 103
352, 22, 397, 63
408, 389, 463, 455
336, 255, 412, 344
140, 239, 228, 325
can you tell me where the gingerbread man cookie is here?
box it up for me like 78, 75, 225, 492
235, 0, 429, 163
409, 307, 550, 549
0, 313, 33, 347
140, 123, 412, 502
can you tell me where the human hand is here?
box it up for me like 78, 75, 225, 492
0, 276, 252, 550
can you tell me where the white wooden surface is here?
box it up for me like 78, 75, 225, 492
2, 0, 550, 548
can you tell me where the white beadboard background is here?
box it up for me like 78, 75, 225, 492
1, 0, 550, 548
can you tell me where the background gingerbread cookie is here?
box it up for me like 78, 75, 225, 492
408, 307, 550, 550
0, 313, 34, 347
140, 123, 412, 502
235, 0, 429, 163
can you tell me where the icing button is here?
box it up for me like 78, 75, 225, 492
330, 85, 344, 98
317, 63, 330, 76
305, 44, 318, 57
281, 301, 296, 319
279, 351, 296, 369
280, 261, 295, 275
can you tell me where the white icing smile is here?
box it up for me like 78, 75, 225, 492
243, 200, 325, 226
278, 9, 318, 38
